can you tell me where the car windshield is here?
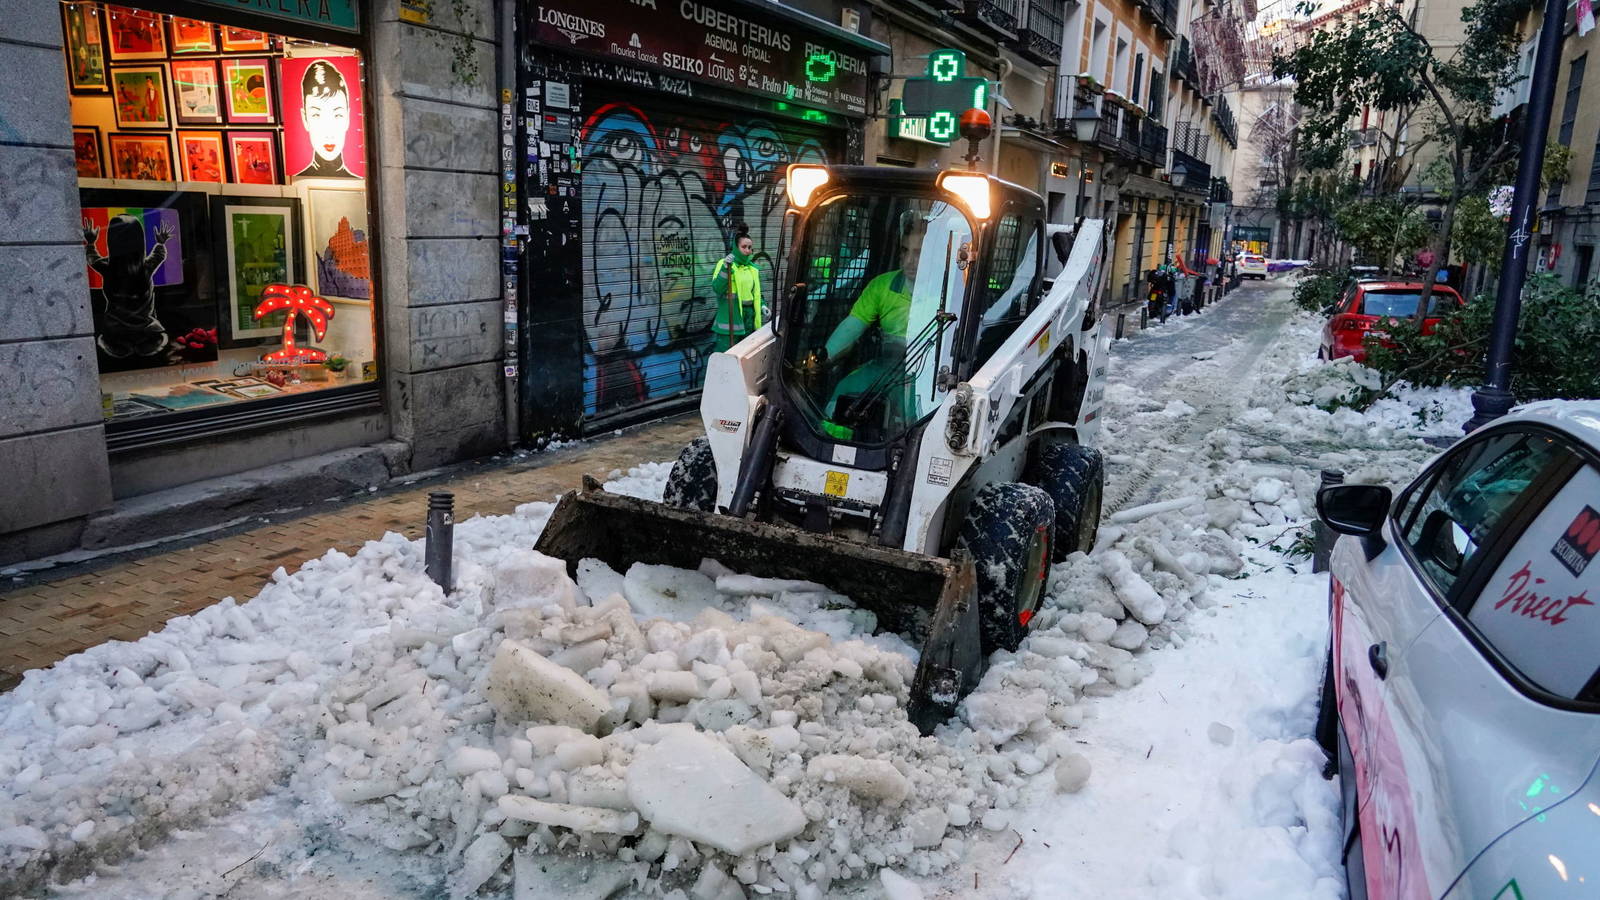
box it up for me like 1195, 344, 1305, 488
1358, 290, 1456, 317
781, 193, 973, 445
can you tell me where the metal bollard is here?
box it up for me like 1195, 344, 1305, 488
1311, 470, 1343, 573
1115, 312, 1127, 340
426, 491, 455, 592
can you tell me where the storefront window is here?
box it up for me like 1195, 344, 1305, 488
62, 2, 378, 423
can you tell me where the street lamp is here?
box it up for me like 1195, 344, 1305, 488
1069, 105, 1101, 222
1167, 162, 1189, 264
1464, 0, 1567, 432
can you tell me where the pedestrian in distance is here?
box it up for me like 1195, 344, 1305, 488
711, 223, 765, 352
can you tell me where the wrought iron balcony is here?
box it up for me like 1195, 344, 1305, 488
1173, 37, 1201, 89
958, 0, 1022, 37
1012, 0, 1066, 66
1209, 177, 1232, 204
1140, 121, 1167, 166
1171, 120, 1210, 159
1211, 96, 1238, 149
1137, 0, 1179, 38
1169, 148, 1211, 192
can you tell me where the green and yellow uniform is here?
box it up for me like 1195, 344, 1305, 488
710, 250, 763, 351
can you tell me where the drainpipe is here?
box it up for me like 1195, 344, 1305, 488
498, 0, 521, 447
990, 56, 1012, 176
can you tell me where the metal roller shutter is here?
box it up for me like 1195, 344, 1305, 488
578, 91, 839, 425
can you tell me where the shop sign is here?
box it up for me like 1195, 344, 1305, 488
887, 99, 949, 146
186, 0, 359, 33
529, 0, 876, 116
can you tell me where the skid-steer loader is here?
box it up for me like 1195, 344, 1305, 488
536, 161, 1111, 733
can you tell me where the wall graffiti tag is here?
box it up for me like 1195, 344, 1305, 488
579, 101, 829, 416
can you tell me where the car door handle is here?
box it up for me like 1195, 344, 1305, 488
1368, 642, 1389, 680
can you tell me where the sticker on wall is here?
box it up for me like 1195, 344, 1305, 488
280, 55, 367, 180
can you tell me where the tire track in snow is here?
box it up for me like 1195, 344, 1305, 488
1101, 285, 1298, 516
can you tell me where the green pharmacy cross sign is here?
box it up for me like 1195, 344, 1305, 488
900, 49, 989, 142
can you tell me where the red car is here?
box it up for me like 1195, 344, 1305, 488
1319, 281, 1465, 363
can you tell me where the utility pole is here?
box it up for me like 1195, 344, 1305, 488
1464, 0, 1567, 432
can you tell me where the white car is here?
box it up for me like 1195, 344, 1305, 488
1238, 254, 1269, 279
1316, 400, 1600, 899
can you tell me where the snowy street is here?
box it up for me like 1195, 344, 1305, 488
0, 277, 1475, 899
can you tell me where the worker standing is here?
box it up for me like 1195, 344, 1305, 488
710, 224, 764, 352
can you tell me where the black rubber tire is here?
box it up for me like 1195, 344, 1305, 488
663, 437, 718, 512
1029, 443, 1104, 562
1315, 645, 1339, 779
958, 482, 1055, 654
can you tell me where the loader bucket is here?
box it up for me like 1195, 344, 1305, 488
533, 476, 985, 733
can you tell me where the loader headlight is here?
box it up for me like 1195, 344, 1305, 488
786, 165, 831, 209
937, 172, 992, 220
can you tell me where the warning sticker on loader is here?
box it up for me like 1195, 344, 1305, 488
824, 471, 850, 497
928, 457, 953, 486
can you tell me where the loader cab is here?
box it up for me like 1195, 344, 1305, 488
777, 165, 1046, 464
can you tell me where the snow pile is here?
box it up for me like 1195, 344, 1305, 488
290, 547, 1009, 897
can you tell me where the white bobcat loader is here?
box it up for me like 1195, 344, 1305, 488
536, 162, 1111, 733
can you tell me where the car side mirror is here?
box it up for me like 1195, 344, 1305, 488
1317, 484, 1392, 536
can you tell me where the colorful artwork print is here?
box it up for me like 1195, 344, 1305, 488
177, 131, 225, 182
577, 103, 826, 416
105, 5, 166, 60
63, 3, 108, 93
169, 17, 216, 53
82, 206, 184, 291
172, 60, 222, 125
73, 127, 104, 178
221, 27, 270, 52
222, 58, 275, 124
111, 65, 170, 129
227, 132, 278, 185
279, 56, 366, 180
108, 133, 174, 180
306, 188, 370, 299
224, 205, 296, 338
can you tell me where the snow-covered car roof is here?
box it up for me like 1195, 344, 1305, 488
1502, 400, 1600, 452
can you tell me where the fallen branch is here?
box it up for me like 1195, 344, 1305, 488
1003, 830, 1025, 865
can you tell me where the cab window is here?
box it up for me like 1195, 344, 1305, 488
1397, 430, 1570, 597
972, 214, 1040, 364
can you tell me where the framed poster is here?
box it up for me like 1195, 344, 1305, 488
80, 188, 216, 373
280, 56, 366, 180
177, 131, 226, 182
105, 5, 167, 61
110, 64, 171, 129
62, 3, 109, 94
212, 196, 300, 340
172, 59, 222, 125
220, 27, 270, 52
73, 126, 104, 178
108, 132, 174, 181
305, 186, 371, 299
227, 131, 279, 185
169, 17, 217, 53
222, 58, 275, 124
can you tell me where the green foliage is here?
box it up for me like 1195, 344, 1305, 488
1450, 194, 1505, 274
1293, 270, 1347, 313
1360, 275, 1600, 402
1332, 197, 1430, 266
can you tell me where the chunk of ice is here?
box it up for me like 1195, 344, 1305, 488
485, 640, 610, 733
626, 731, 807, 855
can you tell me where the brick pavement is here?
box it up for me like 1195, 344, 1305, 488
0, 415, 703, 692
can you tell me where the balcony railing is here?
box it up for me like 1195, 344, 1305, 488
959, 0, 1022, 37
1173, 36, 1200, 88
1013, 0, 1065, 66
1209, 177, 1232, 205
1211, 95, 1238, 149
1140, 121, 1167, 167
1171, 120, 1210, 159
1170, 148, 1211, 192
1137, 0, 1179, 37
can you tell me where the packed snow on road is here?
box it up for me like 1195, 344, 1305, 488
0, 281, 1470, 898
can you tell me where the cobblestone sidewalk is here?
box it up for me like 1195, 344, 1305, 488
0, 416, 701, 692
